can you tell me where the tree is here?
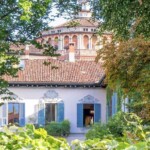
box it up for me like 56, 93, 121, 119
0, 0, 52, 98
93, 0, 150, 121
92, 0, 150, 39
0, 0, 78, 99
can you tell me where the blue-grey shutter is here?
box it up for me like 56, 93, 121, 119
2, 103, 7, 126
0, 105, 2, 126
57, 102, 64, 122
112, 92, 118, 116
0, 104, 5, 126
94, 103, 101, 123
19, 103, 25, 126
38, 103, 45, 126
114, 92, 118, 114
77, 103, 83, 127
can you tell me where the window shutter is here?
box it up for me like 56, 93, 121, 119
114, 92, 118, 114
57, 102, 64, 122
77, 103, 83, 127
38, 103, 45, 126
0, 105, 3, 126
34, 104, 39, 124
19, 103, 25, 126
1, 103, 7, 126
94, 103, 101, 123
112, 92, 118, 116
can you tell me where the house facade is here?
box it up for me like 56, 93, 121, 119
1, 87, 106, 133
0, 0, 116, 133
0, 59, 107, 133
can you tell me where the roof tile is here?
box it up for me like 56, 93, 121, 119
5, 59, 104, 84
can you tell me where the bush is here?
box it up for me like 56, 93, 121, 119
86, 123, 110, 139
61, 120, 70, 136
86, 112, 149, 139
0, 124, 70, 150
106, 111, 127, 137
45, 120, 70, 136
73, 113, 150, 150
45, 122, 62, 136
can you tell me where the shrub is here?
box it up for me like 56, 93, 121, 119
106, 111, 127, 137
61, 120, 70, 136
45, 120, 70, 136
86, 112, 149, 139
86, 123, 110, 139
0, 124, 70, 150
45, 121, 62, 136
73, 113, 150, 150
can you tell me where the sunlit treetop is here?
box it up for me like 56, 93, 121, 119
91, 0, 150, 39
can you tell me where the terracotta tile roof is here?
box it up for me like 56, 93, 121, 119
55, 18, 99, 28
5, 59, 104, 85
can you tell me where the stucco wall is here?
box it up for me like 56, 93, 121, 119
8, 87, 106, 133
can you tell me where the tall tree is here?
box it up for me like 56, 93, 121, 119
93, 0, 150, 121
0, 0, 79, 98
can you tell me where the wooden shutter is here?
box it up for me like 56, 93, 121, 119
34, 104, 39, 124
112, 92, 118, 116
38, 103, 45, 126
77, 103, 83, 127
19, 103, 25, 126
57, 102, 64, 122
0, 105, 3, 126
94, 103, 101, 123
1, 103, 7, 126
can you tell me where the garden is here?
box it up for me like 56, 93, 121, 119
0, 112, 149, 150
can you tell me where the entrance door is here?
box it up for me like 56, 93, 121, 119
77, 103, 101, 127
83, 104, 94, 127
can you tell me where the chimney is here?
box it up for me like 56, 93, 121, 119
69, 42, 75, 62
24, 44, 30, 59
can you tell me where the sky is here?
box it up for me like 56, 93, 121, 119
49, 17, 67, 27
48, 6, 68, 27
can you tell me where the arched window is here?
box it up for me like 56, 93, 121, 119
48, 38, 52, 45
41, 39, 44, 44
54, 37, 58, 49
83, 35, 89, 49
72, 35, 78, 49
64, 35, 69, 49
92, 35, 97, 49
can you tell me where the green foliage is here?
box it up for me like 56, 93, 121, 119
45, 120, 70, 136
0, 124, 70, 150
73, 113, 150, 150
93, 0, 150, 121
86, 112, 150, 139
0, 0, 79, 98
86, 123, 110, 139
61, 120, 71, 136
96, 36, 150, 121
92, 0, 150, 39
86, 112, 126, 139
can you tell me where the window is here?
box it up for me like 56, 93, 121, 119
45, 103, 57, 122
77, 103, 101, 128
38, 102, 64, 126
83, 104, 94, 126
0, 103, 25, 126
19, 60, 25, 70
8, 103, 19, 124
83, 28, 88, 32
51, 31, 55, 34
